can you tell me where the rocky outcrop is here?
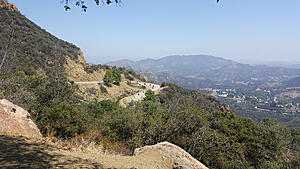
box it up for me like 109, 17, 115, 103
0, 0, 18, 11
134, 142, 208, 169
0, 99, 42, 138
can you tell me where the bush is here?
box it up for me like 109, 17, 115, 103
100, 85, 108, 93
145, 90, 155, 102
112, 69, 122, 85
104, 69, 122, 86
36, 100, 87, 138
160, 81, 168, 87
96, 87, 296, 169
99, 100, 119, 112
103, 70, 114, 86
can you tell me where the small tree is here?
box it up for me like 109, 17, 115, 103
104, 69, 121, 87
104, 70, 114, 86
112, 69, 121, 85
145, 90, 155, 102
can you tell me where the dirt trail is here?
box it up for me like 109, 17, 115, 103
0, 135, 172, 169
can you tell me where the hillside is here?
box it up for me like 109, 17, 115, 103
0, 1, 299, 169
0, 1, 148, 107
108, 55, 300, 89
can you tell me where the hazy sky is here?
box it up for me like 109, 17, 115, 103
9, 0, 300, 64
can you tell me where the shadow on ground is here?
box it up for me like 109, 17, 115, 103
0, 135, 104, 168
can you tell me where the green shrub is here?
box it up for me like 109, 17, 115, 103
104, 70, 113, 85
145, 90, 155, 102
160, 81, 168, 87
36, 100, 87, 138
104, 69, 121, 86
96, 85, 296, 169
112, 69, 121, 85
100, 85, 108, 93
99, 100, 119, 112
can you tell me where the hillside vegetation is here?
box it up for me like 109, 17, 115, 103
0, 2, 299, 169
0, 2, 146, 105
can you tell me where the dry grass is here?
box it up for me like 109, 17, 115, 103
65, 131, 131, 155
64, 55, 105, 82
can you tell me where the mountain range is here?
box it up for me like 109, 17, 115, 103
108, 55, 300, 89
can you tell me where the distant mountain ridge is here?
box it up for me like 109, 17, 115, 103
108, 55, 300, 89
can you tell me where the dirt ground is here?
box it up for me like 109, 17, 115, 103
0, 135, 172, 169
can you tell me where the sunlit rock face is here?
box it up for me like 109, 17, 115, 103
135, 141, 209, 169
0, 0, 18, 11
0, 99, 42, 138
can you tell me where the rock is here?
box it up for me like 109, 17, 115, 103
134, 142, 208, 169
0, 99, 42, 138
0, 0, 18, 11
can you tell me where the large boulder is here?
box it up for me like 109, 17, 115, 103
0, 99, 42, 138
134, 141, 208, 169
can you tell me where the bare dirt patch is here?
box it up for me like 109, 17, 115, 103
0, 135, 173, 169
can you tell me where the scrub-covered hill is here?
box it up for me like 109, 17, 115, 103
0, 0, 147, 107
